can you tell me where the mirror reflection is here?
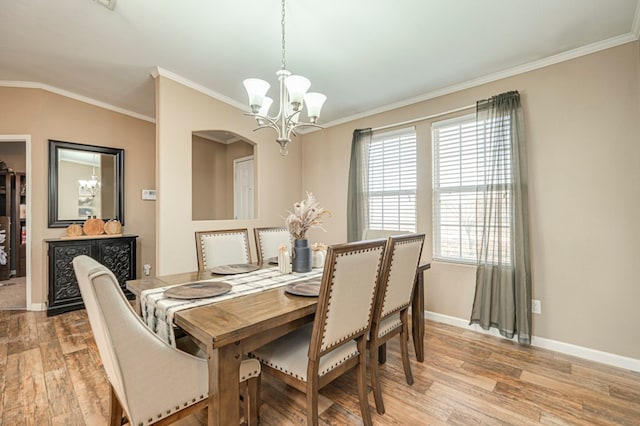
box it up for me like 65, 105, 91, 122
58, 150, 115, 219
49, 140, 124, 228
192, 130, 256, 221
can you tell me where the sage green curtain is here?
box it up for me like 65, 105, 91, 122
470, 91, 532, 345
346, 128, 372, 242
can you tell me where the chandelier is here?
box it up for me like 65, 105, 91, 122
78, 154, 101, 198
243, 0, 327, 156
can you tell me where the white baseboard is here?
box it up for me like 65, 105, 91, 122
28, 303, 47, 311
425, 311, 640, 373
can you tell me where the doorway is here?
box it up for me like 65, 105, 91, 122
233, 156, 254, 220
0, 135, 31, 310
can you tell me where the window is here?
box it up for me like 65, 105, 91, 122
432, 114, 512, 264
367, 127, 417, 232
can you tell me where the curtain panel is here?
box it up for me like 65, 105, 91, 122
346, 128, 372, 242
470, 91, 532, 344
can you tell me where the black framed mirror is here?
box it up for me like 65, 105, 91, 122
48, 139, 124, 228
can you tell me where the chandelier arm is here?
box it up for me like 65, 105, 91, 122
242, 0, 326, 156
244, 112, 280, 127
290, 122, 324, 133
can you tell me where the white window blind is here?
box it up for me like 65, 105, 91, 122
367, 127, 417, 232
432, 114, 512, 264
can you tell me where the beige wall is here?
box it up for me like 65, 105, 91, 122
192, 135, 228, 220
0, 87, 156, 305
301, 41, 640, 360
155, 76, 302, 275
192, 136, 254, 220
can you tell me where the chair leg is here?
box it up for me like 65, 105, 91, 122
245, 375, 260, 426
369, 340, 385, 415
400, 311, 414, 385
378, 342, 387, 364
108, 384, 124, 426
357, 338, 373, 426
306, 378, 320, 426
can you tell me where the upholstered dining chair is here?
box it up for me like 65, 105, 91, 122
253, 226, 292, 264
195, 228, 251, 270
369, 233, 425, 415
249, 239, 387, 426
362, 228, 411, 241
72, 255, 261, 426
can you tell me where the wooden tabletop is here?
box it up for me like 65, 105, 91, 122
126, 270, 217, 296
126, 269, 319, 350
174, 285, 318, 350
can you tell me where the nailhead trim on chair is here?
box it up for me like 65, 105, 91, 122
381, 237, 423, 316
200, 231, 249, 269
142, 394, 209, 425
320, 247, 383, 351
240, 369, 261, 381
378, 317, 402, 338
252, 350, 358, 381
256, 227, 288, 261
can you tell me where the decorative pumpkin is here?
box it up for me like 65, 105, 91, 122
104, 219, 122, 235
83, 217, 105, 235
65, 224, 83, 238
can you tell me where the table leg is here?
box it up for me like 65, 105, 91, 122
411, 264, 429, 362
132, 297, 141, 315
208, 344, 241, 425
378, 343, 387, 364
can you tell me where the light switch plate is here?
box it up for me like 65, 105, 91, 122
141, 189, 157, 200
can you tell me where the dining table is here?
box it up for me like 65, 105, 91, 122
126, 261, 430, 426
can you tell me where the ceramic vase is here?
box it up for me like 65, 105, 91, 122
292, 239, 312, 273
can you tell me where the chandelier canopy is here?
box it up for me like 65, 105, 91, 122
243, 0, 326, 156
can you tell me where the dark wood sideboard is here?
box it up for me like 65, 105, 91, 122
46, 234, 137, 316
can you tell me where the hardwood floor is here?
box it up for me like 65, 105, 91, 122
1, 308, 639, 425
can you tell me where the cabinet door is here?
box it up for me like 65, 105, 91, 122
48, 240, 94, 312
96, 237, 136, 294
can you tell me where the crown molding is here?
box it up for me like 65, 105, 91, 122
321, 32, 639, 129
0, 80, 155, 123
3, 25, 638, 131
151, 66, 249, 112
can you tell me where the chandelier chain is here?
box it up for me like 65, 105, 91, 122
242, 0, 326, 156
281, 0, 286, 70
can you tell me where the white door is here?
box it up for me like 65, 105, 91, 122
234, 156, 254, 220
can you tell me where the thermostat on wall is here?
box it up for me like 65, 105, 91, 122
141, 189, 157, 200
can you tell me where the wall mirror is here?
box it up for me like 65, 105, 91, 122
192, 130, 256, 221
48, 139, 124, 228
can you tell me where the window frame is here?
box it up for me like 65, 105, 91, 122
366, 127, 417, 233
432, 113, 513, 265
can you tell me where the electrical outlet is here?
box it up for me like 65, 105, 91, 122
532, 299, 542, 314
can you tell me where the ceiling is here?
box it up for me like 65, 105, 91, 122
1, 1, 638, 126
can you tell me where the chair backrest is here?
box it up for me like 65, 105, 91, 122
309, 239, 387, 359
72, 255, 208, 425
375, 233, 425, 321
195, 229, 251, 270
362, 228, 411, 241
253, 227, 292, 264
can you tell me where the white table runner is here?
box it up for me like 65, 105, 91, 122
141, 267, 323, 346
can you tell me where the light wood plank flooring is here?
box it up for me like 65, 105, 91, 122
1, 308, 639, 425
